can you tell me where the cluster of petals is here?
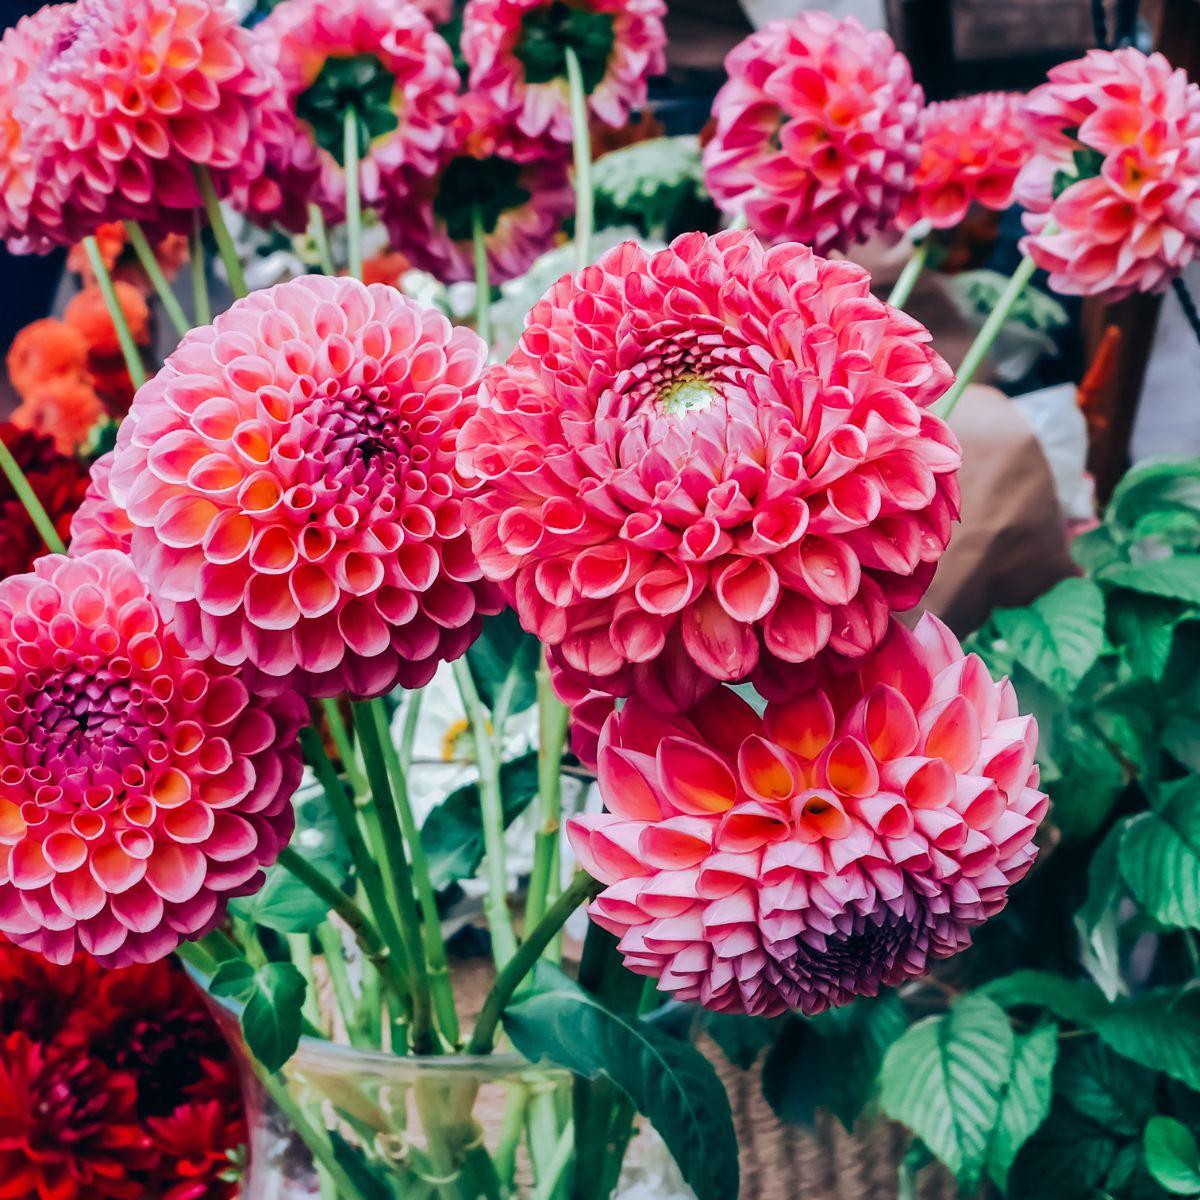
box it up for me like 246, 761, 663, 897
383, 95, 574, 286
0, 550, 305, 968
461, 0, 666, 145
460, 232, 960, 703
259, 0, 460, 225
1016, 48, 1200, 299
6, 0, 281, 248
108, 275, 501, 699
70, 450, 135, 557
896, 92, 1030, 231
702, 13, 923, 255
567, 615, 1047, 1016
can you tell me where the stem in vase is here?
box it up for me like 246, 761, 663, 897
525, 658, 570, 936
564, 45, 593, 272
309, 202, 336, 277
190, 214, 210, 325
194, 166, 248, 298
318, 696, 368, 796
343, 106, 363, 279
127, 220, 190, 337
83, 234, 146, 388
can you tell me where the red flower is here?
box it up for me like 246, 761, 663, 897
0, 1033, 156, 1200
0, 937, 99, 1042
145, 1101, 244, 1200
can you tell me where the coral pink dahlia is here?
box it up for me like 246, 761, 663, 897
259, 0, 460, 225
107, 275, 501, 698
0, 550, 305, 968
567, 615, 1047, 1016
461, 0, 667, 145
13, 0, 279, 244
460, 231, 960, 701
70, 451, 135, 557
1016, 48, 1200, 299
703, 13, 924, 255
897, 92, 1031, 232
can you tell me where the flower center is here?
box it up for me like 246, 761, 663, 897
515, 1, 615, 93
37, 669, 131, 746
434, 156, 531, 241
658, 375, 717, 416
296, 54, 399, 164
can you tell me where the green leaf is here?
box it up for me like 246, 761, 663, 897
1110, 591, 1186, 681
987, 1021, 1059, 1192
880, 995, 1014, 1186
1145, 1117, 1200, 1195
420, 751, 539, 890
1093, 989, 1200, 1092
703, 1012, 783, 1071
1075, 823, 1128, 1000
1119, 778, 1200, 930
1107, 459, 1200, 537
1050, 724, 1128, 839
229, 862, 335, 933
763, 993, 908, 1130
1057, 1040, 1156, 1136
1101, 558, 1200, 606
992, 578, 1106, 696
981, 970, 1108, 1025
1008, 1102, 1118, 1200
503, 965, 739, 1200
466, 608, 540, 716
210, 960, 306, 1071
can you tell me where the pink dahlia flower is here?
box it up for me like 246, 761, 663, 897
259, 0, 460, 225
0, 550, 305, 968
461, 0, 667, 145
107, 274, 502, 699
382, 96, 574, 285
12, 0, 279, 245
703, 13, 923, 255
897, 92, 1030, 232
1016, 48, 1200, 299
460, 232, 960, 703
568, 615, 1047, 1015
69, 451, 134, 557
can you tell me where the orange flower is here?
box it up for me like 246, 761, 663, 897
66, 221, 126, 281
361, 251, 411, 288
5, 318, 89, 398
64, 282, 150, 357
12, 376, 104, 455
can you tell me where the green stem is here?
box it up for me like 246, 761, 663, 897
318, 697, 368, 796
400, 688, 424, 772
530, 1121, 575, 1200
287, 932, 321, 1030
127, 220, 189, 336
195, 166, 247, 298
368, 696, 460, 1048
352, 701, 435, 1053
190, 214, 210, 325
936, 253, 1037, 420
316, 921, 371, 1047
525, 659, 570, 934
83, 235, 146, 389
887, 235, 930, 310
472, 204, 492, 349
344, 107, 363, 279
564, 45, 593, 272
468, 873, 601, 1054
451, 658, 518, 968
309, 202, 336, 276
0, 434, 65, 555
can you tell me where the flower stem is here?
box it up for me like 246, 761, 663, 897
887, 235, 930, 310
524, 659, 570, 936
0, 436, 65, 555
190, 214, 210, 325
936, 253, 1037, 420
83, 235, 146, 389
472, 204, 492, 350
314, 922, 368, 1046
343, 107, 363, 279
318, 697, 368, 796
195, 167, 247, 298
309, 202, 336, 277
564, 45, 593, 272
127, 220, 190, 337
351, 701, 436, 1054
366, 696, 461, 1048
467, 872, 602, 1054
530, 1121, 575, 1200
451, 658, 518, 968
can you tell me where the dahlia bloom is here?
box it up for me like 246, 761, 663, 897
897, 92, 1030, 232
568, 615, 1047, 1015
1017, 48, 1200, 299
461, 0, 667, 145
460, 232, 960, 701
258, 0, 459, 225
382, 96, 574, 285
145, 1101, 244, 1200
64, 283, 151, 362
70, 451, 135, 557
108, 275, 501, 698
5, 318, 89, 399
11, 375, 104, 457
0, 550, 305, 967
10, 0, 277, 246
703, 13, 923, 255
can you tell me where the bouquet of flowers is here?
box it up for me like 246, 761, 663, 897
0, 0, 1198, 1196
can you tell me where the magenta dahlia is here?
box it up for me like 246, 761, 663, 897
460, 231, 960, 702
383, 94, 574, 285
703, 13, 924, 255
0, 550, 305, 968
461, 0, 666, 145
1016, 48, 1200, 299
568, 615, 1046, 1016
107, 275, 501, 698
258, 0, 460, 225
